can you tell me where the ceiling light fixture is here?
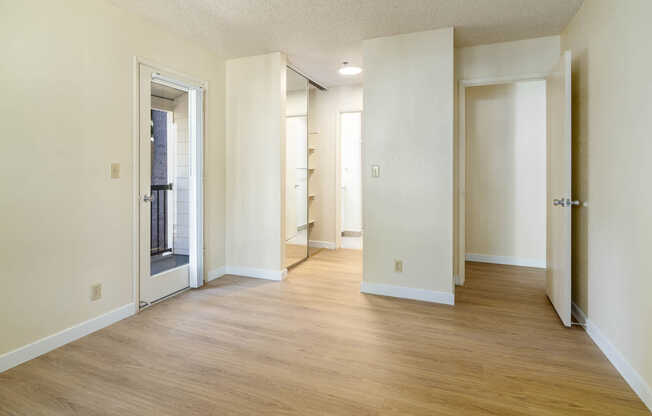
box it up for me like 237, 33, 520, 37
338, 61, 362, 76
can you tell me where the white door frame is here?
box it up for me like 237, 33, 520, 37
456, 73, 548, 286
131, 57, 207, 310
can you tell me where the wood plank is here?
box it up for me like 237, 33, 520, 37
0, 251, 647, 415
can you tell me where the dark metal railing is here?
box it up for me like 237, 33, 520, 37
151, 183, 173, 256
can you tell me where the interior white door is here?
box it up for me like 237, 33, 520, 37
546, 51, 573, 327
341, 112, 363, 232
139, 65, 189, 305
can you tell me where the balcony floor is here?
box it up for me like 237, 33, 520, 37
151, 253, 189, 275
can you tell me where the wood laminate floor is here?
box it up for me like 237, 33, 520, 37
0, 250, 647, 415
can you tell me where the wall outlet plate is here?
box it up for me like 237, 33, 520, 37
394, 259, 403, 273
91, 284, 102, 301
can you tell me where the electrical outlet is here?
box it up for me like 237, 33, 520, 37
110, 163, 120, 179
394, 259, 403, 273
91, 284, 102, 301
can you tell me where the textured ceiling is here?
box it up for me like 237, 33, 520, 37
110, 0, 583, 87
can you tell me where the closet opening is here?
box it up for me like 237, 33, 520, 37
284, 67, 311, 268
282, 63, 364, 275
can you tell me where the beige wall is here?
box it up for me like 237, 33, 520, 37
362, 28, 454, 296
562, 0, 652, 405
0, 0, 225, 355
455, 36, 560, 81
465, 81, 546, 265
308, 85, 363, 246
225, 52, 286, 273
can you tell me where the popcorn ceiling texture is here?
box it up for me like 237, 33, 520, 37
108, 0, 582, 87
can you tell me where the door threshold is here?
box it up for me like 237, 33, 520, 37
139, 286, 190, 310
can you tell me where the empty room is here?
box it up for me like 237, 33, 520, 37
1, 0, 651, 415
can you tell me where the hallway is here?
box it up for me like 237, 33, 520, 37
0, 250, 646, 415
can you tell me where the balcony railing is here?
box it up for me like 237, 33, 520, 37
151, 183, 173, 256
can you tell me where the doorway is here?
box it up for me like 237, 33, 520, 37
284, 67, 310, 268
137, 63, 205, 307
457, 51, 573, 327
281, 68, 364, 278
464, 81, 547, 269
340, 111, 363, 250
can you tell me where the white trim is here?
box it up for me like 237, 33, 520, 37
360, 282, 454, 306
459, 73, 550, 88
465, 253, 546, 268
309, 240, 336, 250
188, 86, 204, 289
131, 57, 141, 311
572, 303, 652, 412
207, 266, 227, 282
0, 303, 136, 374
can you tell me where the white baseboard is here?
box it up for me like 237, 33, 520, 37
208, 266, 287, 281
309, 240, 336, 250
360, 282, 454, 305
206, 266, 227, 282
0, 303, 136, 374
573, 303, 652, 412
465, 253, 546, 268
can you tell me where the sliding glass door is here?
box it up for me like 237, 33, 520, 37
284, 68, 309, 268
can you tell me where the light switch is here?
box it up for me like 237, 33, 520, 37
110, 163, 120, 179
371, 165, 380, 178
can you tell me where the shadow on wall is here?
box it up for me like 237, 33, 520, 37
569, 48, 589, 314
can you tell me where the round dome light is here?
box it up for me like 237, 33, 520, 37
338, 61, 362, 76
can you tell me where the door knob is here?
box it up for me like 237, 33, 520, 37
565, 198, 580, 206
143, 194, 153, 202
553, 198, 580, 207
